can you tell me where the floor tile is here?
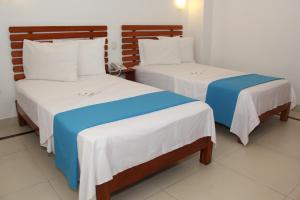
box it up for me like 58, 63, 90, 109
27, 145, 61, 180
0, 137, 26, 157
213, 124, 243, 160
20, 133, 40, 150
112, 178, 161, 200
49, 174, 78, 200
288, 184, 300, 200
290, 106, 300, 120
166, 162, 284, 200
251, 118, 300, 160
147, 161, 198, 189
0, 117, 32, 138
217, 144, 300, 195
146, 191, 176, 200
18, 133, 61, 180
0, 151, 46, 197
0, 182, 60, 200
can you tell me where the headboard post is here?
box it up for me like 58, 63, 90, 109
9, 26, 108, 81
121, 25, 183, 68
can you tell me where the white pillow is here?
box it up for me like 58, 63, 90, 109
159, 37, 195, 63
138, 38, 181, 65
179, 37, 195, 63
54, 38, 106, 76
23, 40, 79, 82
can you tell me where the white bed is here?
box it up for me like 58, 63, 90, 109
135, 63, 297, 145
15, 74, 216, 200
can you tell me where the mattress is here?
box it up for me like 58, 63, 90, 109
15, 74, 216, 200
135, 63, 297, 144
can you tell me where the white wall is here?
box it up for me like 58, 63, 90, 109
186, 0, 204, 62
0, 0, 189, 119
204, 0, 300, 104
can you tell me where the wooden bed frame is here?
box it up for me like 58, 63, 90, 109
121, 24, 291, 130
10, 25, 213, 200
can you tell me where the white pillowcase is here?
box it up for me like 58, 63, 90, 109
159, 37, 195, 63
23, 40, 79, 82
138, 38, 181, 65
179, 37, 195, 63
54, 38, 106, 76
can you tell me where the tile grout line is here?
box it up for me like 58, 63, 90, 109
0, 130, 34, 141
286, 182, 300, 200
48, 180, 63, 200
164, 190, 181, 200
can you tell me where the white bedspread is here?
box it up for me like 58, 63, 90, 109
15, 74, 216, 200
135, 63, 297, 144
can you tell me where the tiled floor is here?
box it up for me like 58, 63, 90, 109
290, 105, 300, 120
0, 117, 300, 200
0, 117, 32, 138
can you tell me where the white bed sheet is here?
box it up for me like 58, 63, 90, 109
135, 63, 297, 144
15, 74, 216, 200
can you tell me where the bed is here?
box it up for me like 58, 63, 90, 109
10, 26, 216, 200
121, 25, 296, 145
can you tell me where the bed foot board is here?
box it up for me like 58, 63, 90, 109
259, 102, 291, 122
96, 137, 213, 200
96, 185, 110, 200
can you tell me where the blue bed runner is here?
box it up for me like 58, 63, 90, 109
205, 74, 282, 128
53, 91, 197, 189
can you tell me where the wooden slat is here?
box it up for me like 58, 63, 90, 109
122, 37, 158, 44
122, 44, 139, 50
11, 51, 22, 57
122, 31, 182, 37
122, 50, 140, 56
14, 74, 25, 81
13, 66, 24, 73
122, 55, 140, 62
122, 25, 182, 30
12, 58, 22, 65
10, 32, 107, 41
9, 26, 107, 33
12, 42, 109, 50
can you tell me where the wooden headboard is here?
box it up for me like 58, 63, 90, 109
121, 25, 183, 68
9, 26, 108, 81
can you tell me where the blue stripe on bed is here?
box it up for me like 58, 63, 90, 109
205, 74, 282, 128
53, 91, 197, 189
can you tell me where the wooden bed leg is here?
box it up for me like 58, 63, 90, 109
280, 104, 290, 122
200, 139, 213, 165
96, 184, 111, 200
17, 112, 27, 127
16, 103, 27, 127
